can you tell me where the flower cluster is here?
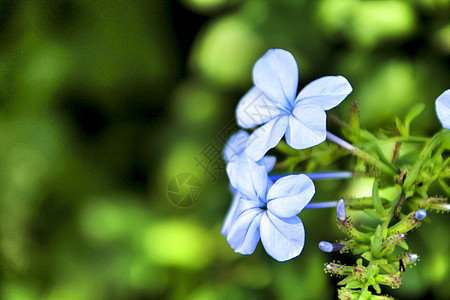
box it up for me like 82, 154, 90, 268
222, 49, 353, 261
221, 48, 449, 298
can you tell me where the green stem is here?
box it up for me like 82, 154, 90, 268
327, 132, 398, 177
403, 130, 449, 191
365, 136, 429, 144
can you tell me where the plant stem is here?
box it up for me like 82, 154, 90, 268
303, 197, 390, 210
327, 131, 398, 177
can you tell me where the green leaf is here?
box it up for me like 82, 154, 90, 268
372, 281, 381, 294
338, 275, 355, 286
362, 251, 373, 261
360, 224, 375, 232
404, 103, 425, 135
371, 225, 383, 256
373, 259, 388, 265
395, 117, 407, 137
354, 244, 371, 254
379, 264, 397, 274
346, 280, 363, 289
399, 240, 409, 250
372, 143, 395, 171
364, 209, 382, 220
372, 180, 384, 214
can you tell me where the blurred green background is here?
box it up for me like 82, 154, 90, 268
0, 0, 448, 299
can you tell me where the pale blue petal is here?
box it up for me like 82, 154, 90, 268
266, 174, 315, 218
435, 89, 450, 130
223, 130, 249, 163
260, 212, 305, 262
253, 49, 298, 110
263, 156, 277, 172
226, 156, 268, 201
295, 76, 352, 111
222, 194, 261, 237
285, 104, 326, 150
245, 115, 289, 161
227, 208, 263, 255
221, 193, 241, 236
236, 87, 285, 129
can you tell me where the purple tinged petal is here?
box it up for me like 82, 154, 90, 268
285, 104, 326, 150
266, 174, 315, 218
295, 76, 352, 111
236, 87, 285, 129
245, 115, 289, 161
260, 212, 305, 262
226, 156, 268, 201
252, 49, 299, 110
223, 131, 250, 163
227, 208, 263, 255
435, 89, 450, 130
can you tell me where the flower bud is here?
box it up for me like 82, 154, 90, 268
319, 241, 345, 253
375, 274, 402, 289
380, 233, 406, 255
409, 253, 418, 262
420, 198, 449, 213
414, 209, 427, 221
403, 253, 419, 264
337, 199, 346, 223
388, 210, 426, 235
324, 262, 353, 276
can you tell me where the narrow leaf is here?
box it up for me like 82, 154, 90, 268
404, 103, 425, 134
364, 209, 382, 220
395, 117, 407, 137
372, 180, 384, 214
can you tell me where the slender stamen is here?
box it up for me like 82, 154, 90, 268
269, 171, 353, 181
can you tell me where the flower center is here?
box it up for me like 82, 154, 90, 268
260, 205, 267, 211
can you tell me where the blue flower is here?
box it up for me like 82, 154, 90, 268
221, 130, 276, 236
236, 49, 352, 161
223, 130, 276, 170
435, 89, 450, 130
225, 158, 315, 261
